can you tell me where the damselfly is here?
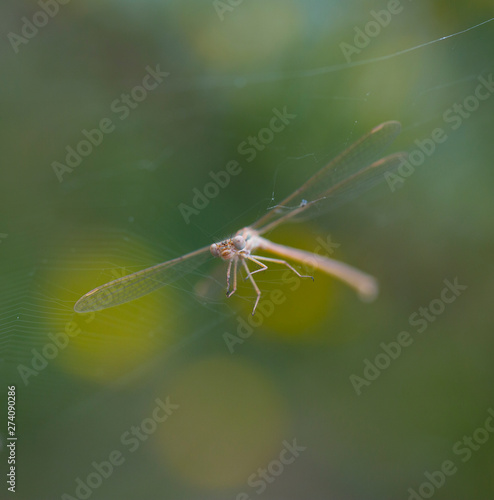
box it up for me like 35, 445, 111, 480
74, 121, 405, 315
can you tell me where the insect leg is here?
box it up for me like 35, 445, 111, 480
226, 258, 238, 298
251, 255, 314, 281
241, 259, 261, 315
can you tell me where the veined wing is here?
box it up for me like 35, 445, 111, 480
251, 121, 404, 234
74, 245, 211, 313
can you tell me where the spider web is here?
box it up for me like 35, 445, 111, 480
1, 3, 494, 499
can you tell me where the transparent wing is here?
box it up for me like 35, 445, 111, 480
251, 121, 404, 234
74, 245, 212, 313
266, 152, 408, 227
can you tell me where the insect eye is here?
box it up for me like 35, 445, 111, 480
232, 236, 245, 250
210, 243, 220, 256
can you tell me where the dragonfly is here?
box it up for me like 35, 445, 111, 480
74, 121, 406, 315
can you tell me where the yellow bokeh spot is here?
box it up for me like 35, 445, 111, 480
236, 225, 341, 338
175, 1, 306, 69
45, 229, 177, 384
157, 356, 290, 489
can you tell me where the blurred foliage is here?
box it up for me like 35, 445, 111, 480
1, 1, 494, 499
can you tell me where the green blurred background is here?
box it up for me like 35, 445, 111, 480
1, 1, 494, 498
